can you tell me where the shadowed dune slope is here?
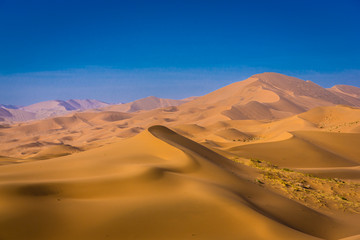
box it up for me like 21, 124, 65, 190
0, 126, 359, 239
329, 85, 360, 106
0, 107, 36, 122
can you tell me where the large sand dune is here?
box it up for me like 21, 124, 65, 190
177, 72, 360, 121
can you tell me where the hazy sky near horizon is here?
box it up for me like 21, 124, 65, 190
0, 0, 359, 105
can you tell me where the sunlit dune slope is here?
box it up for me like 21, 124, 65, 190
299, 105, 360, 132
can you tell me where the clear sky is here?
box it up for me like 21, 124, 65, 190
0, 0, 359, 105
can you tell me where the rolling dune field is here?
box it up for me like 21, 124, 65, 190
1, 73, 360, 239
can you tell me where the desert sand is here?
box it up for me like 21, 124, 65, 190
0, 73, 360, 239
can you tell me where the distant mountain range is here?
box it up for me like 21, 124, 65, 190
0, 97, 194, 122
0, 104, 21, 109
0, 99, 110, 122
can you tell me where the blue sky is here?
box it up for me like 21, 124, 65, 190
0, 0, 359, 105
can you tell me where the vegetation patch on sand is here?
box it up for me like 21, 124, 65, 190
232, 157, 360, 213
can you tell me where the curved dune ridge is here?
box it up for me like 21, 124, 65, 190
0, 126, 359, 240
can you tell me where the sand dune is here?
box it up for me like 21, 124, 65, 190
177, 72, 360, 121
295, 166, 360, 182
228, 131, 360, 168
338, 235, 360, 240
0, 73, 360, 239
0, 126, 359, 239
329, 85, 360, 107
299, 105, 360, 132
0, 104, 359, 159
104, 96, 190, 112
